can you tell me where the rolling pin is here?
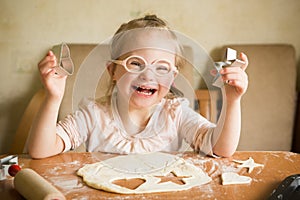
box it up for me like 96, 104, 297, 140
14, 168, 66, 200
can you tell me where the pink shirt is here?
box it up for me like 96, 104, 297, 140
56, 93, 216, 154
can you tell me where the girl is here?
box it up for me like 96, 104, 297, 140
28, 15, 248, 159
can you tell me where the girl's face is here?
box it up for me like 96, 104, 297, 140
113, 49, 177, 110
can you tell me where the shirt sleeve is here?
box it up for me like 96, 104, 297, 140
56, 98, 98, 152
177, 98, 216, 155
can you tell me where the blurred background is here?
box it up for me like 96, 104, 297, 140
0, 0, 299, 154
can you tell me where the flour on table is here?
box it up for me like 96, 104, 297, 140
233, 157, 264, 173
77, 152, 211, 194
221, 172, 252, 185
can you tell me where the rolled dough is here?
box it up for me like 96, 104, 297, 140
77, 152, 211, 194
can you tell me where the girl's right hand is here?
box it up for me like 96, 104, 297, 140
38, 51, 67, 102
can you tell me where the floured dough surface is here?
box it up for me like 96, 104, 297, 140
77, 152, 211, 194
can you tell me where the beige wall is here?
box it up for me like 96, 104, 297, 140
0, 0, 299, 153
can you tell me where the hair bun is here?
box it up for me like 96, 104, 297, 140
143, 14, 167, 25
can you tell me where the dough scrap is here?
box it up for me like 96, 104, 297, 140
77, 152, 211, 194
233, 157, 264, 173
221, 172, 252, 185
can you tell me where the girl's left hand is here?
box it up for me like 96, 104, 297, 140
219, 52, 249, 101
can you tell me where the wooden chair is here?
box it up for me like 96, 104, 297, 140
195, 89, 219, 123
9, 89, 45, 154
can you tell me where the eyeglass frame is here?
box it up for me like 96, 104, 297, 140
110, 55, 178, 77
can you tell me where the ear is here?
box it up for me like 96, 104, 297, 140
106, 62, 115, 77
173, 71, 178, 78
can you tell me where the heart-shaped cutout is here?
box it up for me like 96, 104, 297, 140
221, 172, 252, 185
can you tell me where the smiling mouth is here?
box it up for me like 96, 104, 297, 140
132, 85, 157, 96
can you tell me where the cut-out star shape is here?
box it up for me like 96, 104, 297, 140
233, 157, 264, 173
156, 172, 191, 185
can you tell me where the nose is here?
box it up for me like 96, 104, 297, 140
138, 68, 156, 81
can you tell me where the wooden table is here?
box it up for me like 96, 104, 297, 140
1, 151, 300, 199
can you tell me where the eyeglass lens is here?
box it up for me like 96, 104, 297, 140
125, 56, 172, 75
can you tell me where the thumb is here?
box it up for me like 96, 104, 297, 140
239, 52, 248, 71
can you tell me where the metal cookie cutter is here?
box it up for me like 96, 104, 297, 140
213, 48, 245, 87
0, 155, 18, 180
51, 42, 74, 76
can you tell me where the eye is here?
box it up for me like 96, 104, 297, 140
126, 57, 145, 72
154, 61, 171, 74
156, 65, 169, 72
130, 61, 142, 66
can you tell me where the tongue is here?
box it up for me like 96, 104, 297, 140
138, 88, 150, 93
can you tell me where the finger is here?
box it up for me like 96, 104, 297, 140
227, 78, 248, 93
226, 79, 243, 90
38, 56, 54, 70
38, 58, 54, 70
221, 68, 248, 83
38, 51, 57, 67
220, 65, 244, 74
46, 68, 57, 77
220, 67, 246, 76
47, 50, 54, 56
39, 60, 57, 75
222, 73, 242, 83
38, 55, 58, 74
223, 72, 248, 90
44, 68, 67, 81
239, 52, 248, 71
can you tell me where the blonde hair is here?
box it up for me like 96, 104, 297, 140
101, 15, 185, 104
115, 14, 170, 33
